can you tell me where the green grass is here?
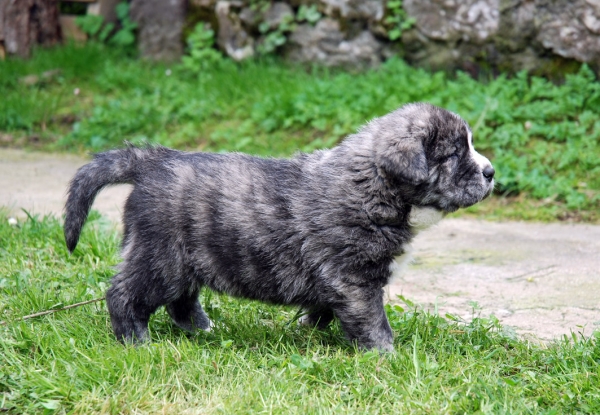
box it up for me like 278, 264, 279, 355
1, 212, 599, 414
2, 42, 600, 222
2, 44, 599, 413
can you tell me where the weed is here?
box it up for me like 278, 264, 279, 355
257, 12, 296, 55
296, 5, 322, 25
384, 0, 416, 41
75, 2, 137, 54
252, 3, 322, 56
181, 23, 223, 72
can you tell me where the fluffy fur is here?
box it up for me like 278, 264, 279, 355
64, 103, 494, 351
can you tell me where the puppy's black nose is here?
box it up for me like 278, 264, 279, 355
483, 166, 495, 181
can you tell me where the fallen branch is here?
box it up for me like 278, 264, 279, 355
0, 297, 105, 326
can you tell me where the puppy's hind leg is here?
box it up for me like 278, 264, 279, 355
166, 289, 213, 332
106, 271, 163, 344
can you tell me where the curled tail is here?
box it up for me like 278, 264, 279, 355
64, 145, 164, 252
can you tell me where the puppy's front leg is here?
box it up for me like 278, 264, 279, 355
333, 288, 394, 352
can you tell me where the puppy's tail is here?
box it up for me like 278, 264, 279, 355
64, 145, 162, 252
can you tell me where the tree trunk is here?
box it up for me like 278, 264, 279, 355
0, 0, 62, 58
130, 0, 186, 61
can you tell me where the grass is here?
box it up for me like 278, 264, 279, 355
1, 212, 600, 414
0, 43, 599, 222
2, 43, 599, 413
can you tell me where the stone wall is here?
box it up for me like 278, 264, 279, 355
130, 0, 186, 62
182, 0, 600, 73
402, 0, 600, 74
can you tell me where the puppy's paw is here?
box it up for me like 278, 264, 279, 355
297, 314, 312, 326
203, 318, 215, 332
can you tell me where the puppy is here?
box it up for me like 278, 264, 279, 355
64, 103, 494, 351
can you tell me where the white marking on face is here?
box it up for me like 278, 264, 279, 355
467, 129, 492, 170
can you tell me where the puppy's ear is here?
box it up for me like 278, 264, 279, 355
376, 138, 429, 185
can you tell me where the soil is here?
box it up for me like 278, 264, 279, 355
2, 148, 599, 342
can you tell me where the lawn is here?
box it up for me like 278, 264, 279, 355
1, 44, 599, 413
1, 212, 599, 414
0, 43, 599, 222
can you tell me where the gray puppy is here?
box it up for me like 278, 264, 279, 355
64, 103, 494, 351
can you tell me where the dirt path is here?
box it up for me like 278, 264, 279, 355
388, 219, 600, 341
2, 148, 599, 342
0, 148, 131, 222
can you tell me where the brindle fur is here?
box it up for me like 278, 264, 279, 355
64, 103, 494, 351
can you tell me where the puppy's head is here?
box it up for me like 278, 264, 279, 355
371, 103, 494, 212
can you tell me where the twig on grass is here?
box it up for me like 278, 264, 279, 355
0, 297, 105, 326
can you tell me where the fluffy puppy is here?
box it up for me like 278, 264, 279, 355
64, 103, 494, 351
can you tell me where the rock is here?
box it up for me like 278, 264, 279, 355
495, 0, 536, 54
401, 0, 600, 72
400, 0, 504, 71
583, 0, 600, 33
18, 69, 61, 86
287, 18, 382, 68
320, 0, 384, 21
216, 1, 255, 61
263, 2, 294, 30
404, 0, 500, 44
189, 0, 218, 7
130, 0, 186, 61
239, 3, 293, 32
239, 7, 260, 28
536, 0, 600, 63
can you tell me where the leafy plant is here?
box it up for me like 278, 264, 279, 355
249, 0, 270, 14
384, 0, 415, 41
256, 4, 321, 56
75, 2, 137, 52
75, 14, 111, 42
257, 14, 296, 55
109, 2, 137, 49
296, 4, 322, 25
181, 23, 223, 72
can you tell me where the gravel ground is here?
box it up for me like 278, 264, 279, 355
2, 148, 599, 342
